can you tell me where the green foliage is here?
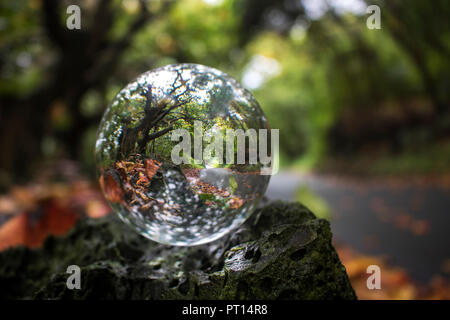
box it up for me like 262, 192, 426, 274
228, 176, 237, 193
295, 186, 331, 220
1, 0, 449, 176
370, 141, 450, 175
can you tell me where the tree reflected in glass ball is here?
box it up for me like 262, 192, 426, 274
95, 64, 273, 245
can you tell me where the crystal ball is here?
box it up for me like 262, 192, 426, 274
95, 64, 273, 245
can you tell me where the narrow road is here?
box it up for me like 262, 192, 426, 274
266, 171, 450, 283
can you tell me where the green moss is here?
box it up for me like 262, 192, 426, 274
0, 201, 356, 300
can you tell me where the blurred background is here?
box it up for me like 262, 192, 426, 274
0, 0, 449, 299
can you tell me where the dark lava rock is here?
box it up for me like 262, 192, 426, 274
0, 201, 356, 299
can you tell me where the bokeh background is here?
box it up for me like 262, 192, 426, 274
0, 0, 449, 299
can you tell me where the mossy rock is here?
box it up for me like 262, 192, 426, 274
0, 201, 356, 300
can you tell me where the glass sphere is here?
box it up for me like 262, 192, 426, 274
95, 64, 272, 245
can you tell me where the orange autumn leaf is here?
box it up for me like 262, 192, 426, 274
144, 159, 161, 180
0, 202, 79, 250
136, 172, 150, 187
228, 197, 244, 209
99, 174, 123, 203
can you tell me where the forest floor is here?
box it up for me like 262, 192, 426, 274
0, 161, 449, 299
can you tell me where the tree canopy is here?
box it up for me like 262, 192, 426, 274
1, 0, 449, 189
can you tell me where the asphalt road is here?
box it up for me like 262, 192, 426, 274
266, 171, 450, 283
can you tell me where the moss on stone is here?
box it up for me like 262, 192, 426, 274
0, 201, 356, 300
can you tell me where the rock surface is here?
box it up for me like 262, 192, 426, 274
0, 201, 356, 299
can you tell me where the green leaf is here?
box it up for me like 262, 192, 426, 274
228, 176, 237, 193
